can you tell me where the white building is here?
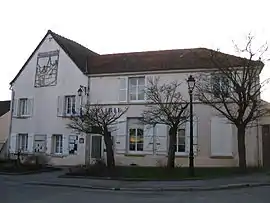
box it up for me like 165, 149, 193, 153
8, 30, 266, 167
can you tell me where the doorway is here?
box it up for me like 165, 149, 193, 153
90, 135, 104, 160
262, 125, 270, 168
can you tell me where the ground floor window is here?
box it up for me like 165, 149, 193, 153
17, 133, 28, 152
128, 118, 144, 152
69, 135, 78, 154
52, 134, 63, 154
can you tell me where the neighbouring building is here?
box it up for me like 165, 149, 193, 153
8, 30, 266, 167
0, 100, 11, 158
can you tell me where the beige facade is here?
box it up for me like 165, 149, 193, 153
89, 72, 263, 167
9, 30, 264, 167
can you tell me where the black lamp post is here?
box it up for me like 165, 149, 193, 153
187, 75, 195, 177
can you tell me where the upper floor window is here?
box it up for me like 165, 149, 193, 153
128, 77, 145, 101
65, 96, 76, 115
211, 74, 229, 98
18, 98, 29, 116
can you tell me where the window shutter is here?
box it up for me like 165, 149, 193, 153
10, 133, 17, 153
144, 76, 151, 101
12, 99, 18, 117
46, 134, 52, 154
143, 124, 154, 153
185, 120, 198, 155
210, 117, 233, 157
75, 96, 81, 116
119, 77, 128, 102
115, 119, 127, 154
27, 98, 34, 117
63, 135, 69, 155
57, 96, 65, 117
155, 124, 168, 155
27, 134, 34, 153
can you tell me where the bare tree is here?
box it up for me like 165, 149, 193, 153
195, 34, 269, 170
67, 104, 128, 169
141, 77, 189, 168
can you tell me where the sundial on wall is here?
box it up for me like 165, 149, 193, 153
34, 50, 59, 87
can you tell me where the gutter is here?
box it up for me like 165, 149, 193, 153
7, 86, 14, 158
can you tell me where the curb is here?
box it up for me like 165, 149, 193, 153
59, 175, 203, 181
0, 168, 62, 175
25, 181, 270, 192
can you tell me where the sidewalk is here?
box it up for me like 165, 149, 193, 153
2, 170, 270, 192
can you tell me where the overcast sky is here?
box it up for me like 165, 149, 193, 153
0, 0, 269, 101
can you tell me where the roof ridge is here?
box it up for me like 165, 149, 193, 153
48, 30, 98, 55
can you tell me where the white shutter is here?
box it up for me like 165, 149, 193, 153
211, 117, 233, 157
115, 120, 127, 154
10, 133, 17, 153
185, 120, 198, 155
144, 76, 151, 101
193, 120, 198, 155
27, 98, 34, 117
57, 96, 65, 117
119, 77, 128, 102
27, 134, 34, 153
12, 99, 18, 117
75, 96, 81, 115
46, 134, 52, 154
156, 124, 168, 155
143, 124, 154, 153
63, 135, 69, 155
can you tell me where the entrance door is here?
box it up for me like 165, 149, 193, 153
262, 125, 270, 168
33, 135, 47, 153
91, 135, 103, 160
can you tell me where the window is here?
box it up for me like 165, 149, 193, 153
176, 129, 185, 152
128, 118, 144, 152
169, 128, 186, 153
52, 134, 63, 154
69, 135, 78, 154
17, 134, 28, 152
129, 77, 145, 101
65, 96, 76, 115
18, 98, 28, 116
211, 74, 229, 98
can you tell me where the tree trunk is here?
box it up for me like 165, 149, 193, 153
167, 127, 177, 168
237, 125, 247, 171
103, 131, 115, 169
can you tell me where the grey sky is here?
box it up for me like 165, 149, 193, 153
1, 0, 269, 101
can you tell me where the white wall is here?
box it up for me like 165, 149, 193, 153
0, 111, 10, 143
10, 34, 88, 165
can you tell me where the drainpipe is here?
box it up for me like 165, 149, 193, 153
84, 57, 91, 165
256, 118, 261, 167
7, 86, 14, 158
153, 123, 157, 155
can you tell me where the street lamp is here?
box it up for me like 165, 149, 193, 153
187, 75, 195, 176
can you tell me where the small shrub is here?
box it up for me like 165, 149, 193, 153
23, 154, 50, 167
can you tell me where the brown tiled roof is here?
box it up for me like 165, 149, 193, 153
0, 101, 10, 117
50, 31, 99, 73
87, 48, 263, 74
10, 31, 264, 85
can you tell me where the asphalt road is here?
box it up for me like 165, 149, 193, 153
1, 179, 270, 203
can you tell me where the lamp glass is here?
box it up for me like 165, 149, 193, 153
187, 75, 195, 92
77, 88, 82, 97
